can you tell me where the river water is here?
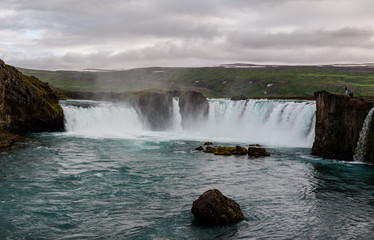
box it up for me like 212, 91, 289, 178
1, 99, 373, 239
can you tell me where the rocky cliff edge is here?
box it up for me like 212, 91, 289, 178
0, 59, 64, 148
311, 90, 374, 162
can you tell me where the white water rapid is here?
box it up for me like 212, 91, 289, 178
354, 107, 374, 162
61, 99, 316, 147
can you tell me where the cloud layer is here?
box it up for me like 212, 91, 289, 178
1, 0, 373, 69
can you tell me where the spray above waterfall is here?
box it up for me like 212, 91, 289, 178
61, 98, 316, 148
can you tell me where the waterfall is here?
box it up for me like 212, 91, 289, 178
61, 99, 316, 147
353, 107, 374, 162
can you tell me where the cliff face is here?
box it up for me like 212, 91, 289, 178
311, 90, 374, 161
0, 59, 64, 147
119, 90, 174, 131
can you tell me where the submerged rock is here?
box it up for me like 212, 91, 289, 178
0, 59, 64, 138
191, 189, 244, 225
248, 144, 270, 157
178, 91, 209, 129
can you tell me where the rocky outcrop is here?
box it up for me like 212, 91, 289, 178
311, 90, 374, 161
191, 189, 244, 225
119, 90, 173, 131
178, 91, 209, 128
248, 144, 270, 157
214, 145, 248, 156
0, 59, 64, 146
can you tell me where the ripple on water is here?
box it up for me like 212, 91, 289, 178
1, 136, 374, 239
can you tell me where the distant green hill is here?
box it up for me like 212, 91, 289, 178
18, 64, 374, 98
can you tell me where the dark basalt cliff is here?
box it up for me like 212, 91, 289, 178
0, 59, 64, 147
119, 90, 174, 131
311, 90, 374, 162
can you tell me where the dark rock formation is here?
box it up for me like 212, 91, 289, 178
200, 145, 248, 156
0, 59, 64, 146
0, 131, 21, 148
195, 146, 204, 151
178, 91, 209, 128
248, 144, 270, 157
311, 90, 374, 161
204, 141, 213, 145
204, 146, 217, 153
214, 145, 248, 156
119, 90, 173, 131
191, 189, 244, 225
232, 145, 248, 155
214, 146, 235, 156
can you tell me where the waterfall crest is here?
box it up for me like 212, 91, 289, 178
61, 99, 316, 147
354, 107, 374, 162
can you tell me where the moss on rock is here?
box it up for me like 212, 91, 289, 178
0, 59, 64, 135
248, 145, 270, 157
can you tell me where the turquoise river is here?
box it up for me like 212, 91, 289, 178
1, 99, 373, 239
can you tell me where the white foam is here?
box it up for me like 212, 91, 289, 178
60, 99, 316, 148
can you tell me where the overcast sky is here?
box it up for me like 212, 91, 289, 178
1, 0, 373, 70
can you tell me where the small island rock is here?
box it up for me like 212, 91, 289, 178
248, 144, 270, 157
191, 189, 244, 225
195, 146, 204, 151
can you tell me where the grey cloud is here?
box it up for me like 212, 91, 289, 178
1, 0, 374, 69
226, 27, 374, 49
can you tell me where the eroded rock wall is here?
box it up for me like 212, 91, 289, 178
119, 90, 174, 131
311, 90, 374, 161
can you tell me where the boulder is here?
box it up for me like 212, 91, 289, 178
191, 189, 244, 225
178, 91, 209, 128
204, 141, 213, 145
119, 90, 173, 131
248, 144, 270, 157
0, 59, 64, 135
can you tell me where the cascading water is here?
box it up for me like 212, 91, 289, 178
62, 100, 143, 139
61, 98, 316, 147
353, 107, 374, 162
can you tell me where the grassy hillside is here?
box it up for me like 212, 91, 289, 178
18, 64, 374, 98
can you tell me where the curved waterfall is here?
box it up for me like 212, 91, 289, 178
61, 99, 316, 147
354, 107, 374, 162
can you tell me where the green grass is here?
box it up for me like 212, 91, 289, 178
18, 65, 374, 97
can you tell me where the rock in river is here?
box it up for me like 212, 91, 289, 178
191, 189, 244, 225
248, 144, 270, 157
